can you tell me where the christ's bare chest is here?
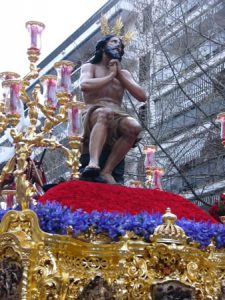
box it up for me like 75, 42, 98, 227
94, 66, 123, 92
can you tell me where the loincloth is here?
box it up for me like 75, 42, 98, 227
81, 104, 141, 154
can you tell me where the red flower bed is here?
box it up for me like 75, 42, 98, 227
209, 193, 225, 222
39, 180, 217, 223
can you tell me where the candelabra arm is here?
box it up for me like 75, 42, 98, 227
39, 138, 61, 149
57, 105, 68, 123
36, 103, 53, 120
0, 112, 7, 133
6, 129, 64, 208
60, 137, 82, 179
36, 102, 64, 133
13, 142, 35, 209
23, 65, 40, 83
0, 156, 16, 189
31, 84, 41, 101
10, 129, 24, 144
15, 173, 36, 210
20, 86, 31, 104
145, 167, 154, 188
20, 68, 40, 104
60, 145, 73, 165
25, 84, 42, 126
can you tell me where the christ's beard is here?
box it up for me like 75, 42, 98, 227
104, 45, 122, 60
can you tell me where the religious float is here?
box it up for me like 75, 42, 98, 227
0, 21, 225, 300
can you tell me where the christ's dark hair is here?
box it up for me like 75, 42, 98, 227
89, 35, 125, 64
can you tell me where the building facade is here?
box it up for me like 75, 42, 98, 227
136, 0, 225, 206
1, 0, 224, 208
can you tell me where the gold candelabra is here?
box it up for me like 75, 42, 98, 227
0, 21, 85, 209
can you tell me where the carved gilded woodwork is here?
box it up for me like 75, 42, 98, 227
0, 208, 224, 299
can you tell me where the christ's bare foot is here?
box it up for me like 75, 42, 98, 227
100, 173, 117, 185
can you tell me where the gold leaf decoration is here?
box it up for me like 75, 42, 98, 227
100, 15, 134, 45
100, 15, 110, 35
112, 17, 123, 36
123, 31, 134, 44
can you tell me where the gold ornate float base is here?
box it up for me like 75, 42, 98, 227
0, 208, 225, 300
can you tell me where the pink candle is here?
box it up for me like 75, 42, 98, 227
0, 72, 20, 84
41, 76, 57, 108
152, 168, 164, 190
31, 25, 38, 48
144, 146, 156, 168
220, 117, 225, 140
60, 65, 73, 92
47, 79, 57, 107
26, 21, 45, 51
2, 80, 21, 115
10, 83, 20, 113
67, 104, 82, 136
54, 61, 75, 93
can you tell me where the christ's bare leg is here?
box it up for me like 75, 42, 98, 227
101, 117, 142, 184
87, 107, 114, 169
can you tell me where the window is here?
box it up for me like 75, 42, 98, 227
138, 104, 147, 125
142, 5, 152, 33
139, 52, 150, 82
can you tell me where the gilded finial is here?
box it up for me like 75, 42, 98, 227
162, 207, 177, 224
150, 208, 187, 245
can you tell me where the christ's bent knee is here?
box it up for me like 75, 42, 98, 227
129, 123, 142, 137
119, 118, 142, 138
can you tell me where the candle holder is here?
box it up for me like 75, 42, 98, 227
144, 145, 157, 168
0, 72, 20, 80
2, 79, 22, 127
0, 22, 85, 210
0, 72, 21, 131
26, 21, 45, 64
40, 75, 58, 118
128, 180, 143, 188
145, 166, 164, 189
144, 145, 157, 188
217, 112, 225, 145
54, 60, 75, 121
66, 99, 85, 179
145, 166, 154, 188
152, 166, 164, 190
54, 61, 74, 97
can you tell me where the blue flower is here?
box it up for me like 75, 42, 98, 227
0, 201, 224, 248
